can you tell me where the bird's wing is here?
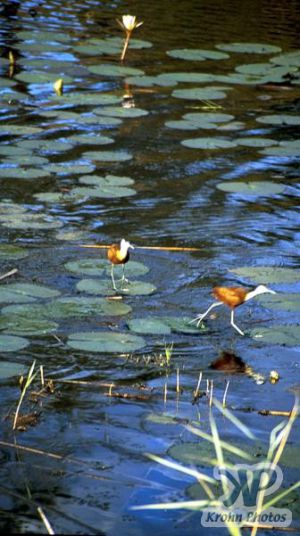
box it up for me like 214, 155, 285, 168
213, 287, 248, 307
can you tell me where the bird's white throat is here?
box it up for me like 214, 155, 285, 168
244, 284, 276, 302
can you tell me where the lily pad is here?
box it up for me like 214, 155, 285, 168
270, 51, 300, 68
55, 92, 121, 106
0, 283, 60, 303
0, 167, 51, 180
236, 137, 277, 147
157, 72, 215, 84
163, 316, 205, 334
0, 360, 28, 379
172, 88, 227, 100
45, 163, 96, 175
0, 244, 28, 260
0, 314, 58, 336
250, 325, 300, 346
216, 181, 285, 195
0, 125, 42, 135
70, 184, 136, 199
256, 114, 300, 126
88, 64, 144, 77
229, 266, 299, 284
16, 30, 72, 43
82, 150, 132, 162
18, 139, 74, 153
3, 297, 131, 319
95, 106, 148, 118
65, 259, 148, 277
127, 318, 171, 335
79, 174, 134, 187
76, 278, 156, 296
216, 43, 282, 54
65, 134, 114, 146
0, 335, 29, 352
15, 71, 73, 85
67, 331, 145, 353
167, 48, 229, 61
257, 293, 300, 312
182, 137, 237, 149
183, 112, 234, 124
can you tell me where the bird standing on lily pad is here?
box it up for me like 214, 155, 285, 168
191, 285, 276, 336
117, 14, 143, 61
107, 238, 134, 291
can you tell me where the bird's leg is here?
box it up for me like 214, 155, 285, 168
190, 302, 223, 327
230, 309, 244, 336
121, 264, 129, 284
111, 265, 118, 291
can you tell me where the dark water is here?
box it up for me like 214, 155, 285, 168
0, 0, 299, 534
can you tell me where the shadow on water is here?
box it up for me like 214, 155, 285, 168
0, 0, 299, 533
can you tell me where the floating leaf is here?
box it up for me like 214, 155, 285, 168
183, 112, 234, 124
79, 174, 134, 187
236, 137, 277, 147
45, 163, 96, 175
0, 335, 29, 352
182, 137, 237, 149
82, 150, 132, 162
216, 181, 285, 195
0, 283, 60, 301
270, 50, 300, 68
167, 48, 229, 61
0, 125, 42, 135
76, 278, 156, 296
230, 266, 299, 284
15, 71, 73, 85
65, 134, 114, 146
258, 293, 300, 312
67, 331, 145, 353
55, 92, 121, 106
0, 145, 32, 156
163, 316, 205, 334
157, 72, 215, 84
88, 64, 144, 77
65, 258, 148, 277
127, 318, 171, 335
18, 139, 74, 153
0, 244, 28, 260
0, 361, 28, 379
16, 30, 72, 43
0, 167, 51, 180
172, 88, 227, 100
3, 297, 131, 319
0, 314, 58, 335
216, 43, 281, 54
250, 326, 300, 346
95, 106, 148, 118
256, 114, 300, 126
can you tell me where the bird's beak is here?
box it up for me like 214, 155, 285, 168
129, 243, 135, 250
268, 289, 276, 294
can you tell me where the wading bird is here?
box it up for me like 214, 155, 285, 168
107, 238, 134, 291
191, 285, 276, 336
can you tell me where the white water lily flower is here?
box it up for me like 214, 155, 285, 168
118, 14, 143, 32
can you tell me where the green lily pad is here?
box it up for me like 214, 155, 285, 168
106, 37, 152, 50
5, 155, 49, 166
237, 137, 278, 147
15, 71, 73, 85
169, 439, 253, 467
163, 316, 205, 334
260, 143, 300, 156
182, 137, 237, 149
0, 314, 58, 336
216, 181, 285, 195
65, 134, 114, 146
257, 293, 300, 312
70, 184, 136, 199
95, 106, 148, 118
82, 150, 132, 162
256, 114, 300, 126
216, 43, 282, 54
55, 92, 121, 106
0, 360, 28, 379
270, 51, 300, 67
229, 266, 299, 284
67, 331, 145, 353
172, 88, 227, 100
165, 120, 209, 131
0, 167, 51, 179
127, 318, 171, 335
183, 112, 234, 124
18, 139, 74, 153
157, 72, 215, 84
0, 335, 29, 352
0, 244, 28, 260
45, 163, 96, 175
89, 113, 122, 126
125, 75, 175, 87
65, 258, 148, 277
76, 278, 156, 296
79, 174, 134, 187
1, 214, 63, 230
250, 325, 300, 346
0, 145, 32, 156
0, 283, 60, 302
167, 48, 229, 61
3, 297, 131, 319
0, 125, 42, 135
16, 30, 72, 43
88, 64, 144, 77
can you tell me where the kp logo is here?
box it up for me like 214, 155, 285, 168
202, 462, 292, 527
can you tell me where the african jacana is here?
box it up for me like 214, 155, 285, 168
107, 238, 134, 291
191, 284, 276, 336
